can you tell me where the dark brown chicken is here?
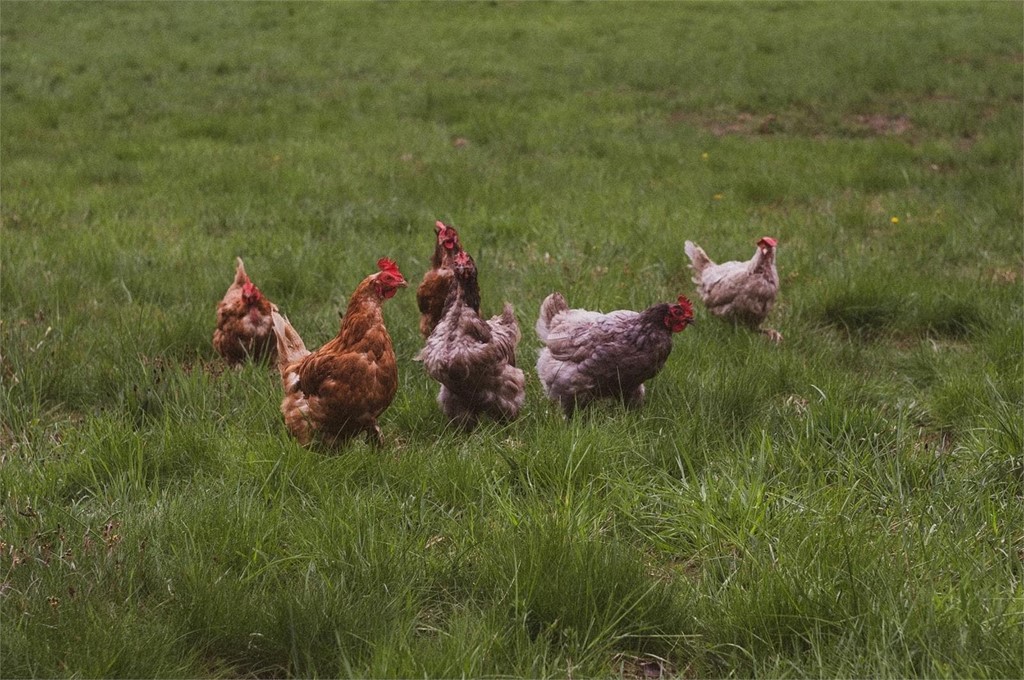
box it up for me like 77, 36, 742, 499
212, 257, 277, 365
416, 220, 468, 339
272, 258, 407, 448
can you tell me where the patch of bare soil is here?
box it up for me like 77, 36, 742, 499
671, 109, 923, 140
945, 52, 1023, 66
847, 114, 913, 137
613, 653, 686, 680
988, 267, 1022, 285
670, 110, 787, 137
141, 353, 229, 379
709, 112, 785, 136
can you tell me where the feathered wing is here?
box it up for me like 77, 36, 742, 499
685, 240, 744, 301
694, 260, 750, 309
538, 308, 644, 393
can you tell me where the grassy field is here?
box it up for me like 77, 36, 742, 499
1, 2, 1022, 677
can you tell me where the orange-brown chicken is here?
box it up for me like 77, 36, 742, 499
416, 220, 469, 338
212, 257, 277, 365
272, 258, 407, 448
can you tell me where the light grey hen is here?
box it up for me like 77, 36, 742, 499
684, 236, 781, 342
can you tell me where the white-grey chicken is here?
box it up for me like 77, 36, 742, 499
417, 251, 525, 429
684, 236, 781, 342
535, 292, 694, 417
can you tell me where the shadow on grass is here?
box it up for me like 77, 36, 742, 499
816, 281, 989, 341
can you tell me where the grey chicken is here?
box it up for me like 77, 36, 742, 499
684, 236, 781, 342
417, 251, 524, 429
535, 292, 694, 417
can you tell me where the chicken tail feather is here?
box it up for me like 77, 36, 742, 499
535, 292, 568, 342
500, 302, 517, 326
271, 309, 310, 373
233, 257, 248, 285
684, 240, 712, 278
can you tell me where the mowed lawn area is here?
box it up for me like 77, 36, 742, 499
1, 3, 1021, 677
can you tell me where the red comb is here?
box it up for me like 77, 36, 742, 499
677, 295, 694, 316
759, 236, 777, 248
377, 257, 402, 275
435, 220, 448, 233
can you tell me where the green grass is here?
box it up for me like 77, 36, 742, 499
2, 2, 1022, 677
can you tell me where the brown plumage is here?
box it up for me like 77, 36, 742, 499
212, 257, 277, 365
684, 236, 782, 342
417, 251, 524, 429
416, 220, 470, 338
535, 292, 694, 417
272, 259, 407, 448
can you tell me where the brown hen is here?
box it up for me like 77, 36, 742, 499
416, 220, 470, 338
272, 258, 407, 448
212, 257, 277, 365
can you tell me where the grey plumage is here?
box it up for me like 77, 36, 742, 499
418, 253, 525, 429
684, 237, 781, 342
535, 292, 692, 417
